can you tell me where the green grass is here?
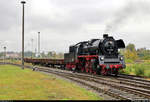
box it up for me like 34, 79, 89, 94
0, 65, 102, 100
125, 59, 134, 63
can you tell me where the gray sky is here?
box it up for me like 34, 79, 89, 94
0, 0, 150, 53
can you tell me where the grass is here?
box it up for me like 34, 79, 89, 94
125, 59, 134, 63
0, 65, 102, 100
120, 61, 150, 77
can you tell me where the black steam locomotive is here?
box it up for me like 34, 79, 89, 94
64, 34, 126, 75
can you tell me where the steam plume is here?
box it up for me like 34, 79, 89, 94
104, 0, 150, 33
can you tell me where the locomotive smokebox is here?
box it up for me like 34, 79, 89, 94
103, 34, 108, 38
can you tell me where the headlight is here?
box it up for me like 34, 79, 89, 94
100, 56, 104, 61
120, 57, 123, 60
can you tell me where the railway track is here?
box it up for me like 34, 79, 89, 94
2, 62, 150, 100
119, 74, 150, 83
35, 65, 150, 90
37, 68, 130, 100
36, 67, 150, 100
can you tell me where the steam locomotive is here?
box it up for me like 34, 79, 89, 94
24, 34, 125, 76
64, 34, 125, 75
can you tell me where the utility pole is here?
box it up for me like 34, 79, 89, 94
21, 1, 26, 69
38, 32, 40, 58
3, 46, 6, 64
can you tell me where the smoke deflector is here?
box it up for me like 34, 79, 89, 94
116, 39, 125, 48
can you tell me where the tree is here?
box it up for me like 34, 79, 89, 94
124, 43, 138, 60
126, 43, 136, 52
47, 51, 53, 58
137, 48, 150, 60
41, 51, 46, 58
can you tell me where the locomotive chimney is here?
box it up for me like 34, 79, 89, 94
103, 34, 108, 38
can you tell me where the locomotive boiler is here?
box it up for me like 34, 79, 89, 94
64, 34, 126, 76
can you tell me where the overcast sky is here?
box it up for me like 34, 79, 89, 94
0, 0, 150, 53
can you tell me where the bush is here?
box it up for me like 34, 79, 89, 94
121, 61, 150, 77
134, 65, 144, 76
